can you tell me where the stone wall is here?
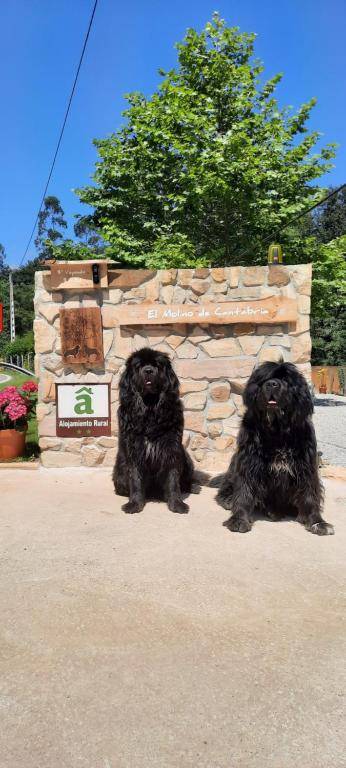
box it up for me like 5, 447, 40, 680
34, 264, 312, 471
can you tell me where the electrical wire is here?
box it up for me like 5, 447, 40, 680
19, 0, 99, 267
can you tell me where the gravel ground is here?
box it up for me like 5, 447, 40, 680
313, 394, 346, 467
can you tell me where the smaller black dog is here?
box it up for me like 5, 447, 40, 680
214, 361, 334, 536
113, 347, 194, 514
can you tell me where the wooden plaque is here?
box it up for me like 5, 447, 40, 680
60, 308, 104, 366
110, 296, 298, 327
51, 261, 109, 291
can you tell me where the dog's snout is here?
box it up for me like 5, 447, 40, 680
264, 379, 280, 396
143, 365, 155, 376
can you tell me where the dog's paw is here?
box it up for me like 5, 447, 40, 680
223, 516, 252, 533
216, 492, 233, 510
190, 483, 201, 495
122, 501, 143, 514
308, 521, 334, 536
169, 500, 189, 514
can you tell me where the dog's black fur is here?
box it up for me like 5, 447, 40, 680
113, 347, 194, 514
215, 361, 334, 536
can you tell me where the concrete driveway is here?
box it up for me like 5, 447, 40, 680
0, 469, 345, 768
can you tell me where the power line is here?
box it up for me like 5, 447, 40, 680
19, 0, 99, 267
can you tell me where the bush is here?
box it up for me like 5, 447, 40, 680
2, 332, 34, 358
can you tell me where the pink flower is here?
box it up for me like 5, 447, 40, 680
4, 400, 27, 420
21, 381, 38, 393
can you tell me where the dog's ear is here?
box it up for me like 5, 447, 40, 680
165, 362, 180, 394
291, 373, 314, 420
119, 364, 135, 401
243, 380, 259, 411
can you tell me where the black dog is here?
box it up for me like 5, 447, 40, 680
215, 361, 334, 536
113, 347, 194, 514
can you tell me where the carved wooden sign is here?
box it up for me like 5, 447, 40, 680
60, 308, 104, 366
56, 383, 111, 437
51, 261, 109, 291
111, 296, 298, 326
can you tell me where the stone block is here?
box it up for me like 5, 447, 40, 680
201, 337, 241, 358
239, 336, 265, 355
191, 279, 209, 295
211, 282, 228, 294
36, 403, 51, 422
178, 269, 194, 288
214, 435, 235, 451
161, 285, 174, 304
211, 268, 225, 282
114, 330, 133, 359
97, 437, 117, 448
179, 379, 208, 395
39, 304, 60, 323
225, 267, 240, 288
102, 306, 120, 328
194, 268, 209, 278
190, 434, 208, 451
233, 323, 255, 336
289, 264, 312, 295
41, 375, 56, 403
103, 329, 114, 357
104, 288, 122, 304
145, 280, 160, 302
210, 382, 231, 402
230, 378, 246, 394
176, 341, 198, 359
188, 326, 210, 344
172, 286, 186, 304
268, 265, 290, 286
160, 269, 177, 285
290, 333, 311, 363
102, 449, 117, 467
39, 438, 61, 451
39, 413, 57, 437
34, 320, 56, 354
297, 295, 311, 315
82, 445, 105, 466
41, 451, 82, 468
207, 402, 236, 420
175, 357, 255, 381
166, 334, 185, 350
183, 391, 207, 410
184, 412, 207, 434
269, 335, 291, 348
208, 422, 223, 438
242, 267, 266, 286
258, 346, 286, 363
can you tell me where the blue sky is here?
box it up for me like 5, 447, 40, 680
1, 0, 345, 266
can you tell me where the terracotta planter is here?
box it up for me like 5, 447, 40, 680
0, 428, 27, 461
319, 385, 327, 394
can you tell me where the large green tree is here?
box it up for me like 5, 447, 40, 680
77, 14, 336, 268
35, 196, 67, 260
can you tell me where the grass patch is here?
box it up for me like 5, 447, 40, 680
0, 367, 39, 461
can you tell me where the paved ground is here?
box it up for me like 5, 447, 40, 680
0, 469, 345, 768
314, 394, 346, 467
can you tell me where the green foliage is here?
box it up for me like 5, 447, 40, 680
311, 234, 346, 318
311, 315, 346, 366
2, 331, 34, 358
77, 14, 336, 268
47, 238, 110, 262
35, 196, 67, 260
73, 215, 106, 253
311, 186, 346, 243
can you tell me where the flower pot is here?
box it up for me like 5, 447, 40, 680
319, 385, 327, 394
0, 428, 27, 461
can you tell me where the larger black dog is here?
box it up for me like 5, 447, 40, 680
215, 361, 334, 536
113, 347, 194, 514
